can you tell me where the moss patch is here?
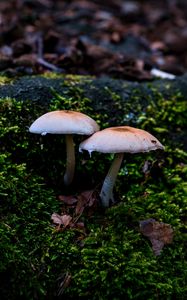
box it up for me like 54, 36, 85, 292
0, 78, 187, 299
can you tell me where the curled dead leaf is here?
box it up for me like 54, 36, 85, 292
58, 195, 78, 205
51, 213, 72, 228
140, 218, 174, 256
75, 190, 98, 216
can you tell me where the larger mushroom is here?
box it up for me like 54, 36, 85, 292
29, 110, 99, 186
79, 126, 164, 207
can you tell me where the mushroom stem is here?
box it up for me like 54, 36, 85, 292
63, 134, 75, 186
100, 152, 124, 207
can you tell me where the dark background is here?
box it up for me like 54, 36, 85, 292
1, 0, 187, 80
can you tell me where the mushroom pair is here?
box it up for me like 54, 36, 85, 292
79, 126, 164, 207
29, 110, 100, 186
29, 111, 164, 208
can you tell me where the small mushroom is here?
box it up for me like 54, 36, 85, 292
29, 110, 99, 186
79, 126, 164, 207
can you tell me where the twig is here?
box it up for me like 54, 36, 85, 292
37, 57, 63, 72
35, 33, 63, 72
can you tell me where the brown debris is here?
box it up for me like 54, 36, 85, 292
52, 190, 98, 233
0, 0, 187, 78
51, 213, 72, 230
140, 218, 174, 256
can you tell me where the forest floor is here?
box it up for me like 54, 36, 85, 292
1, 0, 187, 79
0, 1, 187, 300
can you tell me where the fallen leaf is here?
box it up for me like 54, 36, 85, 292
58, 195, 78, 205
139, 218, 174, 256
61, 214, 73, 227
76, 222, 85, 229
51, 213, 72, 228
75, 190, 98, 216
75, 194, 87, 216
81, 190, 97, 207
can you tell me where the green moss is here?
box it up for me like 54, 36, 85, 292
64, 73, 94, 84
0, 75, 13, 85
50, 78, 109, 129
0, 83, 187, 299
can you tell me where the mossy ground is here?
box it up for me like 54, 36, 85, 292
0, 74, 187, 299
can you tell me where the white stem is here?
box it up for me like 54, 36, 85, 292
63, 134, 75, 186
100, 153, 124, 207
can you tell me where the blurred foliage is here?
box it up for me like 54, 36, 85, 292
0, 78, 187, 299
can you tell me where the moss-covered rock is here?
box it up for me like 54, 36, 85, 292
0, 73, 187, 299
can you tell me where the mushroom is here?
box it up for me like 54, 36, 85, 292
29, 110, 100, 186
79, 126, 164, 207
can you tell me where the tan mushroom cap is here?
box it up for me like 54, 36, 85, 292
79, 126, 164, 154
29, 110, 100, 135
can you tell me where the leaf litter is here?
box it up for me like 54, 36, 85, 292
1, 0, 187, 78
51, 189, 98, 233
139, 218, 174, 256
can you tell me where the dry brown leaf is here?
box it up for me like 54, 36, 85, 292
81, 190, 97, 207
51, 213, 72, 228
58, 195, 78, 205
61, 214, 73, 227
75, 222, 85, 229
75, 194, 87, 216
75, 190, 98, 215
140, 218, 174, 256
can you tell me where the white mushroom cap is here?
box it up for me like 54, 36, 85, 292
79, 126, 164, 154
29, 110, 100, 135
